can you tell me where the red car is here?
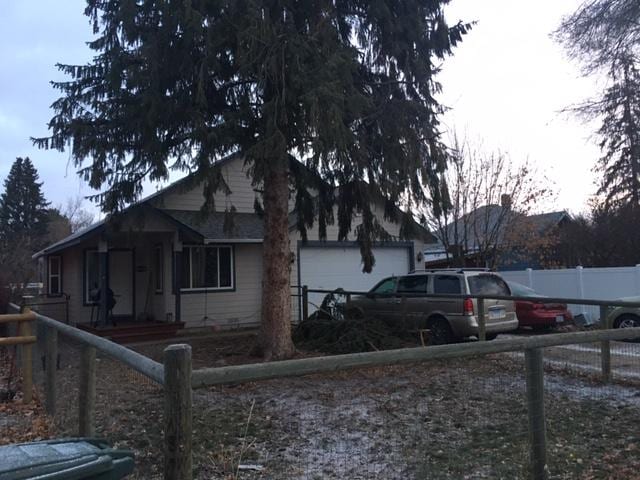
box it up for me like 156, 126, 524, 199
507, 281, 573, 330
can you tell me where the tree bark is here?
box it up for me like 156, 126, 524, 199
260, 155, 295, 360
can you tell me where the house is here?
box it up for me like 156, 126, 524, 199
424, 196, 571, 270
34, 155, 432, 330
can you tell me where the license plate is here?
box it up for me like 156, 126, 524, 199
488, 308, 505, 320
556, 315, 564, 324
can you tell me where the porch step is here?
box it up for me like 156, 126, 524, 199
77, 322, 185, 344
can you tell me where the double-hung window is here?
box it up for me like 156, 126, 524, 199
181, 245, 233, 291
48, 256, 62, 295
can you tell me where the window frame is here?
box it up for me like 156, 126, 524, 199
180, 245, 235, 293
154, 244, 164, 294
47, 255, 62, 296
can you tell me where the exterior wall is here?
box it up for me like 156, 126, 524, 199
179, 243, 263, 329
59, 242, 96, 326
155, 157, 257, 213
152, 155, 298, 214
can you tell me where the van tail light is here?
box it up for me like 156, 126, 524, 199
463, 298, 474, 316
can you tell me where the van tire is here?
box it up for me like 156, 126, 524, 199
427, 318, 453, 345
485, 333, 498, 341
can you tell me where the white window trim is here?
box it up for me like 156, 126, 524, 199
48, 256, 62, 295
180, 245, 234, 292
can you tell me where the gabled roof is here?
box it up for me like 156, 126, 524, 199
436, 205, 569, 251
36, 153, 434, 256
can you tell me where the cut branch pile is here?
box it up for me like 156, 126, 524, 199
294, 314, 407, 354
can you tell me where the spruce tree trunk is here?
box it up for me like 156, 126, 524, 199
260, 155, 295, 360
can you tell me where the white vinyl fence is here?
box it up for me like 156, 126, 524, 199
500, 265, 640, 323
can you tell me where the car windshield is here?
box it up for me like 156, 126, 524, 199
467, 274, 510, 296
506, 281, 540, 297
371, 277, 397, 294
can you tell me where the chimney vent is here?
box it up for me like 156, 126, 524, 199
501, 194, 512, 209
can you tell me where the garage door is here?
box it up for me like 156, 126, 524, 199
298, 244, 412, 314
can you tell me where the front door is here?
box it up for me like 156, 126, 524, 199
109, 250, 134, 318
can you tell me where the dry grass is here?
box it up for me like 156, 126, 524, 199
3, 333, 640, 479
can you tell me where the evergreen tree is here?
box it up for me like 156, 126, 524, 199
0, 157, 50, 285
35, 0, 470, 359
555, 0, 640, 74
0, 157, 50, 246
569, 55, 640, 209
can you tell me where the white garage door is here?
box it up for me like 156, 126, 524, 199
299, 245, 412, 314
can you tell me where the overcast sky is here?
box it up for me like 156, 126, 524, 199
0, 0, 601, 216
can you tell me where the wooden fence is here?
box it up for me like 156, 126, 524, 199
10, 291, 640, 480
0, 308, 36, 403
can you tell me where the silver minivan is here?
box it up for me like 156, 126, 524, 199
345, 269, 519, 344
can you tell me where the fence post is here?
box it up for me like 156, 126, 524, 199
477, 298, 486, 341
302, 285, 309, 322
526, 268, 534, 289
78, 345, 96, 436
45, 326, 58, 415
600, 304, 611, 383
19, 308, 33, 403
525, 347, 548, 480
164, 344, 192, 480
576, 266, 587, 317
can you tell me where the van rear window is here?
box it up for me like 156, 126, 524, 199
468, 275, 510, 296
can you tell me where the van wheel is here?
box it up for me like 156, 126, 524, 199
428, 319, 453, 345
485, 333, 498, 341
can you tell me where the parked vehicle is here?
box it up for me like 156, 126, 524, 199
605, 296, 640, 329
345, 269, 519, 345
506, 281, 573, 330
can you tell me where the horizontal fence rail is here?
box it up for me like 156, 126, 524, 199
9, 303, 164, 384
191, 327, 640, 388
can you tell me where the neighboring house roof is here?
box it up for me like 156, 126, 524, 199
430, 205, 569, 253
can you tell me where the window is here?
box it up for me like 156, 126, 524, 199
181, 246, 233, 291
371, 277, 397, 295
433, 275, 462, 294
467, 274, 510, 296
48, 256, 62, 295
85, 250, 99, 304
397, 275, 428, 294
154, 244, 163, 293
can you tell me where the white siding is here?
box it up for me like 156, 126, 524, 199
179, 244, 263, 328
156, 157, 257, 213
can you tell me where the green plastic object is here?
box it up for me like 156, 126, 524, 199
0, 438, 135, 480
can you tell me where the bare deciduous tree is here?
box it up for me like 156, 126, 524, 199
61, 197, 95, 233
424, 136, 553, 269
